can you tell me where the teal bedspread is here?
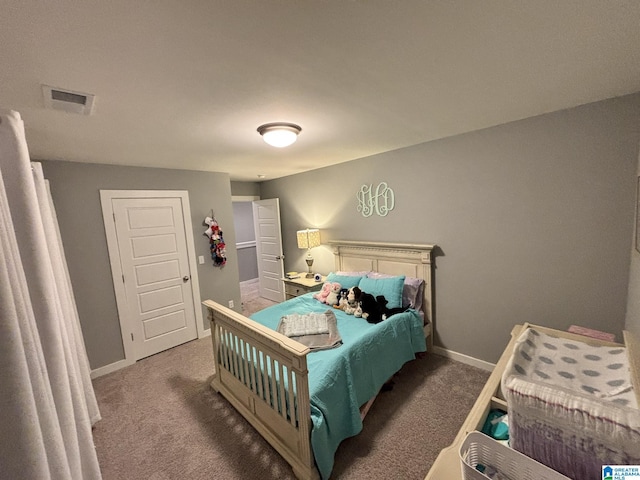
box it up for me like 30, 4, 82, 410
250, 293, 426, 480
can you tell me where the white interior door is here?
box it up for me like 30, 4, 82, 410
102, 192, 201, 362
252, 198, 285, 302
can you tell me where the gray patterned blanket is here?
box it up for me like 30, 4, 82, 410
277, 310, 342, 350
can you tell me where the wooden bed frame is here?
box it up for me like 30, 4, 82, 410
203, 240, 435, 480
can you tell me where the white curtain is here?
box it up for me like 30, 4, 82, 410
0, 110, 102, 479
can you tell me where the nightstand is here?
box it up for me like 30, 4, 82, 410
283, 275, 326, 300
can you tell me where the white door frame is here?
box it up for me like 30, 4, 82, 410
100, 190, 205, 366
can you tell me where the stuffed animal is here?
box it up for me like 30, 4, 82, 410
358, 293, 411, 324
359, 291, 385, 324
343, 286, 361, 315
313, 282, 333, 303
203, 217, 226, 266
325, 282, 342, 306
376, 295, 410, 320
203, 216, 215, 237
336, 289, 349, 310
354, 302, 363, 318
358, 292, 409, 324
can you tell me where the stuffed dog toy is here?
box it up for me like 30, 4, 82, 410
359, 292, 410, 324
343, 286, 361, 315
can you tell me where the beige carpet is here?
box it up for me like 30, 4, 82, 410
92, 284, 490, 479
241, 278, 277, 316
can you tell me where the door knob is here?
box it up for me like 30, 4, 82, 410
276, 255, 285, 260
183, 275, 190, 282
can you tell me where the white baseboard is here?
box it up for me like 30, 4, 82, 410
431, 346, 495, 372
199, 328, 211, 339
90, 358, 133, 379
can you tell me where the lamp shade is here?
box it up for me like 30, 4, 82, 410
296, 229, 321, 249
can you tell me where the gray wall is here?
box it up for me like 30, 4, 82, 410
261, 94, 640, 363
626, 147, 640, 338
41, 161, 241, 369
231, 181, 260, 197
237, 247, 259, 282
233, 201, 257, 242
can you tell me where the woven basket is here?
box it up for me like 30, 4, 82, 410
459, 432, 570, 480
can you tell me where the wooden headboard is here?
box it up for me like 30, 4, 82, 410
329, 240, 436, 344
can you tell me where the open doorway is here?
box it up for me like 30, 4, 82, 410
231, 196, 279, 315
232, 199, 259, 283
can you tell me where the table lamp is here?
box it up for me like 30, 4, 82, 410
296, 228, 321, 278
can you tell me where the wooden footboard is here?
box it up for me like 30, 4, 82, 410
203, 299, 319, 480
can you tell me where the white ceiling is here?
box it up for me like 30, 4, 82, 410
1, 1, 639, 182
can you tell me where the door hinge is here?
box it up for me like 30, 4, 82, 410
131, 333, 134, 341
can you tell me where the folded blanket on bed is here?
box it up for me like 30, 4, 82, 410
279, 312, 331, 336
277, 310, 342, 350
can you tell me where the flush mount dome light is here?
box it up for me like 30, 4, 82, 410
257, 122, 301, 148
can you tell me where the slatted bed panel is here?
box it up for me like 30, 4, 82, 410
205, 300, 318, 480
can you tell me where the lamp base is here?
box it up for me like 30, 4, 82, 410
305, 256, 314, 278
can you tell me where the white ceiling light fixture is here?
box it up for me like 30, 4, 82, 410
257, 122, 301, 148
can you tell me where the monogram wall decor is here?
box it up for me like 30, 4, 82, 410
357, 182, 395, 217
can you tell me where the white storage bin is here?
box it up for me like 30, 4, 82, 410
459, 432, 570, 480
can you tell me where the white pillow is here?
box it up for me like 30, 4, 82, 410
404, 277, 425, 312
367, 272, 424, 310
337, 270, 370, 276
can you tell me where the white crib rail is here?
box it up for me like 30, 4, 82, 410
204, 300, 319, 480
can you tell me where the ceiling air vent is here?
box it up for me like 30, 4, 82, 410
42, 85, 96, 115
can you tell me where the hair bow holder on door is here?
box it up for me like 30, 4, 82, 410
203, 215, 226, 267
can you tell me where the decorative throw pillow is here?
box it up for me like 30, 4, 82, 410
358, 275, 405, 309
326, 272, 363, 290
402, 277, 425, 310
367, 272, 424, 309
